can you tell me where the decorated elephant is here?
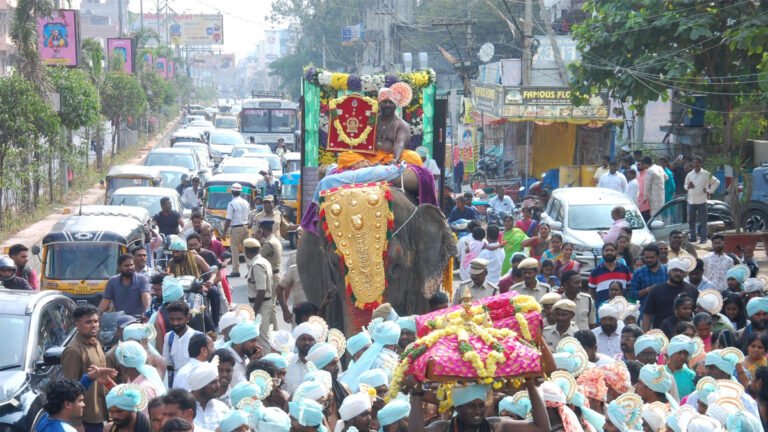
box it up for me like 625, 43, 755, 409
297, 186, 456, 334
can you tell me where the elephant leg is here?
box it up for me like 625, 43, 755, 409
296, 231, 347, 332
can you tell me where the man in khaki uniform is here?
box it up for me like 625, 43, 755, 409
244, 238, 274, 353
510, 257, 551, 303
257, 219, 282, 330
453, 258, 498, 304
542, 299, 579, 350
249, 195, 293, 240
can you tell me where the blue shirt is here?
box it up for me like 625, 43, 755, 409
447, 206, 479, 223
103, 272, 151, 316
36, 414, 77, 432
630, 265, 668, 313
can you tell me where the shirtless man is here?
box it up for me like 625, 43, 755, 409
376, 89, 410, 163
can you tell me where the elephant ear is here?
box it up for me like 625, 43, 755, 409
395, 203, 457, 299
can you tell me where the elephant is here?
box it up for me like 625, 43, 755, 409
297, 187, 457, 334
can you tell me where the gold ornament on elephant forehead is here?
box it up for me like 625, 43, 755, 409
319, 182, 393, 308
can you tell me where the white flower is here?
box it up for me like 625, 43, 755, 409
320, 115, 329, 133
361, 75, 377, 92
318, 71, 333, 86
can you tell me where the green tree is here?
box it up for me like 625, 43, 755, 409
81, 37, 108, 168
49, 67, 100, 134
101, 71, 147, 156
10, 0, 55, 92
0, 74, 59, 226
569, 0, 767, 151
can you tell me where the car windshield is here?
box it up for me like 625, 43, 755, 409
146, 153, 195, 170
287, 160, 300, 173
241, 108, 269, 133
210, 133, 244, 146
173, 136, 201, 144
215, 117, 238, 129
159, 171, 184, 190
207, 191, 237, 209
45, 242, 120, 280
281, 183, 298, 200
568, 204, 646, 230
0, 315, 29, 371
252, 156, 281, 170
231, 147, 270, 157
271, 110, 296, 133
110, 194, 165, 215
220, 165, 261, 175
107, 178, 151, 196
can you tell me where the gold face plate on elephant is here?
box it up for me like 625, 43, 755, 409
320, 182, 393, 308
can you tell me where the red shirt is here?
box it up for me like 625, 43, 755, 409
16, 267, 39, 290
205, 239, 226, 259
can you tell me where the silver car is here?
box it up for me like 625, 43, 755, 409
540, 187, 656, 275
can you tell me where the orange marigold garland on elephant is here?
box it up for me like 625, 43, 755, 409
318, 182, 394, 311
387, 290, 544, 413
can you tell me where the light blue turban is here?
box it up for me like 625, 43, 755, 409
341, 318, 401, 392
639, 365, 677, 409
347, 332, 372, 357
289, 399, 325, 427
705, 349, 740, 375
727, 265, 749, 284
696, 381, 718, 406
634, 334, 664, 356
747, 296, 768, 318
122, 323, 161, 357
498, 395, 531, 419
228, 320, 261, 345
115, 341, 166, 396
606, 400, 631, 432
306, 342, 338, 369
169, 236, 187, 251
359, 368, 388, 388
727, 411, 763, 432
569, 391, 606, 431
667, 334, 696, 357
553, 352, 581, 374
293, 381, 327, 401
220, 410, 250, 432
230, 382, 260, 408
161, 276, 184, 304
452, 384, 490, 407
254, 406, 292, 432
106, 385, 144, 411
396, 316, 416, 333
371, 318, 402, 345
261, 353, 288, 369
378, 399, 410, 429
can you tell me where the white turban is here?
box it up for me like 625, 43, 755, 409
292, 322, 322, 341
306, 342, 339, 369
219, 311, 241, 332
598, 302, 622, 320
338, 392, 372, 421
293, 381, 328, 401
187, 361, 219, 391
667, 258, 688, 272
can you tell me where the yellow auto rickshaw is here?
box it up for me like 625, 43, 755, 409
203, 173, 265, 247
39, 205, 151, 305
105, 165, 162, 203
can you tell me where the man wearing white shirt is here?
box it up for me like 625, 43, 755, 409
181, 177, 203, 210
625, 169, 639, 205
598, 160, 627, 193
415, 146, 441, 181
488, 185, 515, 216
173, 333, 214, 390
477, 224, 505, 283
189, 362, 230, 431
685, 156, 720, 243
162, 301, 201, 387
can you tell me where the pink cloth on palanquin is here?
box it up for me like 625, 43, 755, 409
408, 333, 543, 381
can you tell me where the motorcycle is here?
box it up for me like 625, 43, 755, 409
154, 258, 218, 333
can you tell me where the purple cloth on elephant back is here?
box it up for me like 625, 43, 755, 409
300, 164, 439, 236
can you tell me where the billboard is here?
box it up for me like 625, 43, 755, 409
502, 87, 610, 120
190, 54, 235, 70
128, 13, 223, 45
38, 9, 79, 67
341, 24, 363, 46
156, 57, 168, 78
107, 38, 134, 73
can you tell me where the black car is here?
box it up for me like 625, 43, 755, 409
0, 289, 76, 432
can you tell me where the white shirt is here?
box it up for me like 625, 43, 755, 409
478, 243, 505, 283
424, 158, 441, 176
285, 355, 310, 394
488, 195, 515, 215
172, 357, 202, 391
181, 186, 202, 209
703, 252, 734, 290
163, 328, 201, 371
194, 399, 230, 431
226, 196, 250, 225
598, 171, 627, 193
226, 346, 247, 386
625, 179, 639, 205
591, 322, 624, 358
684, 168, 720, 204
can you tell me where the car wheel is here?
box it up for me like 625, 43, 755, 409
742, 209, 768, 232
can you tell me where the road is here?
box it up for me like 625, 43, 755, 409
226, 239, 295, 333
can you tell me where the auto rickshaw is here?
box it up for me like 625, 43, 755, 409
203, 173, 265, 247
284, 152, 301, 174
39, 205, 151, 305
278, 171, 300, 249
105, 165, 162, 203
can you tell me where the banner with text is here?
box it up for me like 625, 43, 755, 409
38, 10, 79, 67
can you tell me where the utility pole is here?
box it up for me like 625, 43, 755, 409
522, 0, 533, 86
537, 0, 568, 85
156, 0, 161, 41
322, 36, 327, 68
118, 0, 124, 36
140, 0, 144, 33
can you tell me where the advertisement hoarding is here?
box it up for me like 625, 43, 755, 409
156, 57, 168, 78
170, 14, 223, 45
502, 87, 609, 120
38, 9, 79, 67
107, 38, 134, 73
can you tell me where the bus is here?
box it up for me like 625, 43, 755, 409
239, 90, 299, 151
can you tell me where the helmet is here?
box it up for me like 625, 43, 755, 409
0, 256, 15, 281
169, 236, 188, 252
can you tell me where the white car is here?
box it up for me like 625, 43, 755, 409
540, 187, 656, 275
229, 145, 272, 158
217, 157, 271, 177
209, 129, 246, 162
243, 153, 283, 178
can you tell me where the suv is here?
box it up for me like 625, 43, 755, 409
742, 165, 768, 232
540, 187, 656, 275
0, 290, 76, 431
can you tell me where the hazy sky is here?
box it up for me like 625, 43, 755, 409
128, 0, 281, 58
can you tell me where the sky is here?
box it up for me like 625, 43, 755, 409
127, 0, 282, 58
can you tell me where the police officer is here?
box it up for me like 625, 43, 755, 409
244, 238, 273, 353
222, 183, 251, 277
453, 258, 498, 304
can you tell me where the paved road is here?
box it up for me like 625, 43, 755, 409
226, 239, 295, 333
